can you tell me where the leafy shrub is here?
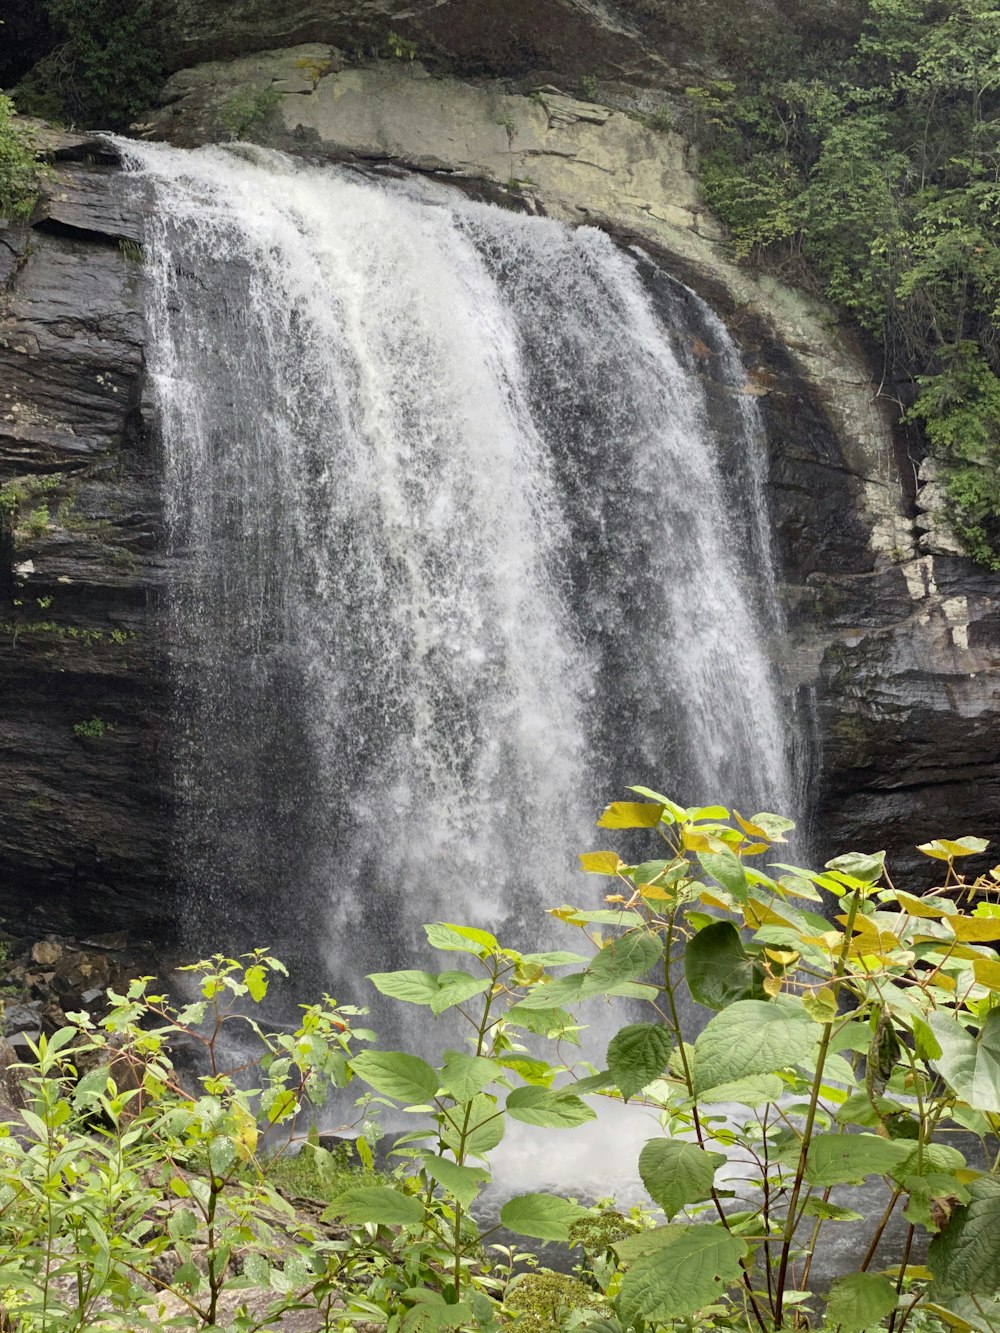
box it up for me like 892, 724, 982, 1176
3, 794, 1000, 1331
686, 0, 1000, 565
0, 95, 37, 219
219, 87, 283, 141
14, 0, 163, 131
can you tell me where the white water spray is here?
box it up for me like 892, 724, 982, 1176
121, 142, 796, 994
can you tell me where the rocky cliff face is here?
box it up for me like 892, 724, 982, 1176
0, 131, 173, 938
2, 16, 997, 941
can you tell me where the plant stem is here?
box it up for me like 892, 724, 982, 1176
773, 887, 862, 1327
662, 912, 770, 1333
888, 1223, 916, 1333
859, 1187, 902, 1272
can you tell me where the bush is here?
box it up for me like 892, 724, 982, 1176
0, 95, 37, 219
14, 0, 163, 131
3, 793, 1000, 1331
686, 0, 1000, 566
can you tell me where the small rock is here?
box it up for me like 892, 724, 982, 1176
31, 939, 63, 966
2, 1001, 43, 1034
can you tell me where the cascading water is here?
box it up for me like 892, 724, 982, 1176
121, 142, 798, 1001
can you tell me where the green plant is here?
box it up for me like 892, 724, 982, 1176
387, 31, 417, 60
0, 474, 62, 523
22, 504, 51, 539
219, 86, 283, 141
71, 716, 112, 738
0, 95, 37, 219
14, 0, 163, 130
4, 798, 1000, 1332
352, 790, 1000, 1331
118, 237, 143, 264
684, 0, 1000, 566
0, 951, 362, 1330
580, 76, 599, 102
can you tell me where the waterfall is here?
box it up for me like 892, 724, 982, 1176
121, 142, 796, 995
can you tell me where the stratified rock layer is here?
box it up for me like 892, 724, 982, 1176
0, 138, 171, 938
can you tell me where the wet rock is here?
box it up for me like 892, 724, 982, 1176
30, 939, 62, 965
0, 154, 173, 942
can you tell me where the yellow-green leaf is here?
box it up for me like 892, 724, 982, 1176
579, 851, 625, 875
597, 801, 664, 829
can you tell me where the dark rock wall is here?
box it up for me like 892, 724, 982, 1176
152, 0, 864, 86
0, 140, 172, 938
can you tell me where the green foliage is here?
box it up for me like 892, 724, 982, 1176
386, 31, 418, 60
0, 95, 37, 219
71, 715, 112, 738
0, 951, 361, 1330
686, 0, 1000, 565
16, 0, 163, 130
5, 790, 1000, 1331
219, 86, 284, 141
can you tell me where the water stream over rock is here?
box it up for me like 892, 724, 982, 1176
121, 142, 798, 999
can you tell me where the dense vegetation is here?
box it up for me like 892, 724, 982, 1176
3, 790, 1000, 1332
8, 0, 162, 131
0, 93, 37, 218
687, 0, 1000, 566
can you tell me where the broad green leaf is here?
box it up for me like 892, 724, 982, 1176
613, 1224, 686, 1261
912, 1014, 943, 1061
802, 988, 838, 1023
918, 837, 990, 861
349, 1050, 439, 1104
892, 891, 957, 919
947, 918, 1000, 943
617, 1225, 747, 1322
692, 1000, 818, 1092
429, 975, 491, 1017
244, 965, 268, 1002
439, 1053, 498, 1103
973, 957, 1000, 990
552, 907, 645, 926
903, 1172, 971, 1230
500, 1192, 590, 1241
929, 1176, 1000, 1296
606, 1023, 672, 1101
824, 1272, 897, 1332
243, 1251, 270, 1286
509, 1006, 581, 1045
168, 1209, 198, 1241
749, 812, 795, 841
698, 848, 748, 900
638, 1139, 725, 1218
367, 970, 440, 1006
684, 920, 767, 1010
506, 1086, 596, 1129
582, 930, 662, 995
801, 1132, 911, 1186
628, 786, 687, 822
520, 951, 589, 967
597, 801, 664, 828
696, 1074, 784, 1106
922, 1294, 1000, 1333
323, 1186, 424, 1226
893, 1142, 967, 1181
420, 1153, 489, 1208
510, 975, 585, 1011
423, 923, 497, 955
825, 850, 886, 883
401, 1300, 476, 1333
800, 1197, 863, 1222
441, 1092, 504, 1158
496, 1054, 556, 1086
929, 1010, 1000, 1113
